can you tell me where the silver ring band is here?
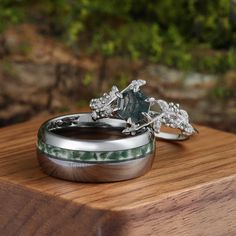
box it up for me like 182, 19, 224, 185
37, 152, 154, 182
37, 113, 156, 182
39, 113, 153, 152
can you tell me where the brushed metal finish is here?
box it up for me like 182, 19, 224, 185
37, 151, 155, 182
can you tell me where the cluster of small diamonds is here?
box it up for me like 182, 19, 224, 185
128, 79, 146, 92
89, 79, 196, 136
156, 100, 195, 135
89, 86, 122, 119
90, 79, 146, 120
122, 99, 195, 136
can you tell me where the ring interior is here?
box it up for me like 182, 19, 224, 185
51, 126, 129, 140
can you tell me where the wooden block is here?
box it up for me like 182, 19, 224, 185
0, 115, 236, 236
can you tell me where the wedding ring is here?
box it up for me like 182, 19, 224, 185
37, 113, 155, 182
90, 80, 198, 140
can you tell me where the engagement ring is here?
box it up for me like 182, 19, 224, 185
90, 80, 198, 141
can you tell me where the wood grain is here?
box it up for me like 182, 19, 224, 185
0, 114, 236, 236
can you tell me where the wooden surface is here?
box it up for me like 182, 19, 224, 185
0, 114, 236, 236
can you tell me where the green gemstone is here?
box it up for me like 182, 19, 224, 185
107, 152, 120, 160
37, 139, 155, 162
120, 150, 129, 158
80, 152, 94, 160
117, 90, 150, 123
100, 152, 109, 160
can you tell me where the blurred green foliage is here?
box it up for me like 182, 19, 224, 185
1, 0, 236, 73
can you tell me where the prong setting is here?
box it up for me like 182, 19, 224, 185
89, 80, 197, 138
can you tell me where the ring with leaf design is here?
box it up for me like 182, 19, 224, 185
37, 113, 155, 182
90, 80, 198, 141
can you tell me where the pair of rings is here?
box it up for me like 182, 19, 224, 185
37, 80, 197, 182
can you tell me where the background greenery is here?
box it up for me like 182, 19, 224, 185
1, 0, 236, 73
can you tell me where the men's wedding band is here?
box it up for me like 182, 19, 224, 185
37, 113, 156, 182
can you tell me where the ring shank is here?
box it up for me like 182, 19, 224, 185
155, 131, 189, 141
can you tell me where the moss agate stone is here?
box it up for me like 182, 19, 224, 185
117, 90, 150, 123
37, 139, 155, 163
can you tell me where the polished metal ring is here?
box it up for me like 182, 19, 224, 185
90, 80, 198, 141
37, 113, 155, 182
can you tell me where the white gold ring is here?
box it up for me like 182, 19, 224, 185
90, 80, 198, 141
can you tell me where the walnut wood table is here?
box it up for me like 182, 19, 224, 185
0, 116, 236, 236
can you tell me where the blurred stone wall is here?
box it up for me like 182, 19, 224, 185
0, 25, 235, 132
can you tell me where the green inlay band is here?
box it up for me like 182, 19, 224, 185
37, 140, 155, 162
